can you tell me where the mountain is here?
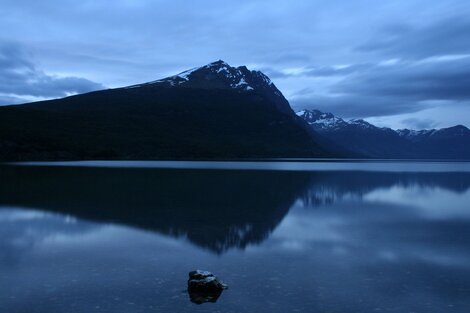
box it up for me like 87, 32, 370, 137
0, 60, 331, 161
397, 125, 470, 159
297, 109, 470, 159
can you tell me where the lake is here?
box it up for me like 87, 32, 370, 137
0, 161, 469, 312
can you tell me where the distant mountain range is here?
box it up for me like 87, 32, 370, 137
0, 60, 468, 161
297, 109, 470, 159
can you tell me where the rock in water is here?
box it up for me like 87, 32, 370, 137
187, 270, 228, 304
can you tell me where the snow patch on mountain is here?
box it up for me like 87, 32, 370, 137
396, 129, 437, 138
175, 67, 199, 80
349, 119, 375, 129
232, 77, 250, 89
127, 60, 276, 93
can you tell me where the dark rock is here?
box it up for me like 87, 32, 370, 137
187, 270, 228, 304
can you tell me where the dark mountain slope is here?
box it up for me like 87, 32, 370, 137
0, 61, 330, 161
397, 125, 470, 159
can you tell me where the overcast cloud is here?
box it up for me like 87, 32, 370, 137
0, 43, 104, 103
0, 0, 469, 128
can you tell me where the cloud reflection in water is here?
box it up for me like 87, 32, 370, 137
0, 164, 469, 312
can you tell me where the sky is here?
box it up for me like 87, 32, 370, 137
1, 0, 470, 129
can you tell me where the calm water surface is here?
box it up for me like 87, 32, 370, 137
0, 161, 469, 312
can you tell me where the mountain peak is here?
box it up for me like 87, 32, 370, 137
348, 118, 375, 129
211, 59, 228, 65
207, 59, 235, 70
296, 109, 349, 130
449, 124, 470, 132
396, 128, 436, 138
125, 60, 291, 113
297, 109, 387, 131
132, 60, 277, 93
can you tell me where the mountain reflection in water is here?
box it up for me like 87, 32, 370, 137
1, 165, 469, 253
0, 163, 470, 313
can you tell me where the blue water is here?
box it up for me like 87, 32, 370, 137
0, 161, 469, 312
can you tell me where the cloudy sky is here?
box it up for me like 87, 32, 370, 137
1, 0, 470, 129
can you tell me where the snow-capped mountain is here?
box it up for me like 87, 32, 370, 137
395, 128, 438, 143
128, 60, 291, 114
0, 61, 331, 161
396, 128, 436, 138
296, 109, 380, 131
130, 60, 275, 91
296, 109, 348, 130
297, 109, 470, 159
396, 125, 470, 142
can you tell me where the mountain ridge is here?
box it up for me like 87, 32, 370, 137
125, 60, 292, 115
297, 109, 470, 159
1, 59, 467, 161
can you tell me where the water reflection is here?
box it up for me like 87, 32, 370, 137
1, 165, 470, 254
0, 165, 312, 253
0, 163, 469, 312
